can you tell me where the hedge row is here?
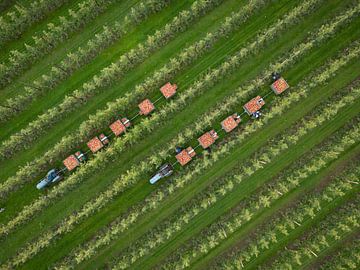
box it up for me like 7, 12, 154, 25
0, 0, 268, 196
0, 0, 172, 122
0, 0, 117, 88
0, 0, 69, 45
0, 0, 225, 159
112, 83, 360, 270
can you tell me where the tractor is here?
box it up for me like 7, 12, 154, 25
149, 163, 174, 184
36, 169, 63, 189
271, 71, 281, 82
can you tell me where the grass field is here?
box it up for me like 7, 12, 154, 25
0, 0, 359, 269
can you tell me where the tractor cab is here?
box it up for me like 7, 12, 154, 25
271, 71, 281, 82
149, 163, 174, 184
36, 169, 63, 189
252, 111, 262, 119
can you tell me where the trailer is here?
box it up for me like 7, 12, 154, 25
149, 163, 174, 184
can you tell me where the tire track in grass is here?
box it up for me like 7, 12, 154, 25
0, 0, 312, 225
0, 1, 328, 267
0, 0, 133, 88
26, 5, 360, 268
0, 0, 69, 46
0, 0, 123, 88
216, 151, 360, 270
7, 5, 352, 240
0, 0, 231, 196
268, 197, 360, 269
218, 166, 360, 269
2, 1, 276, 231
153, 87, 360, 268
108, 80, 360, 269
0, 0, 142, 100
0, 0, 276, 237
21, 19, 360, 266
0, 0, 225, 160
54, 67, 360, 269
317, 238, 360, 270
0, 0, 352, 258
0, 0, 172, 123
155, 122, 359, 269
0, 0, 270, 176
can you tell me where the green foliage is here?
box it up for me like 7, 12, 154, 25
0, 0, 172, 122
0, 0, 115, 88
0, 0, 68, 45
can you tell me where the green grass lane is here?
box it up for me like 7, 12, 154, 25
1, 2, 358, 268
200, 150, 360, 270
0, 0, 178, 111
0, 0, 309, 259
316, 237, 360, 270
122, 78, 360, 270
0, 0, 297, 199
0, 0, 338, 230
298, 230, 360, 269
58, 32, 360, 270
0, 3, 358, 264
0, 0, 144, 62
1, 1, 359, 269
0, 0, 82, 58
0, 0, 247, 167
265, 195, 360, 269
0, 0, 74, 47
0, 0, 348, 266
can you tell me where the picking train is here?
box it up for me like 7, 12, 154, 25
36, 75, 289, 189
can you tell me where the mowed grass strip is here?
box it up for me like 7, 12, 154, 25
0, 0, 82, 59
0, 0, 232, 169
0, 0, 69, 46
45, 4, 360, 268
0, 0, 334, 266
150, 82, 360, 270
0, 0, 300, 217
105, 49, 360, 266
71, 18, 360, 270
0, 0, 173, 123
0, 0, 358, 266
64, 38, 360, 270
0, 0, 310, 255
0, 0, 223, 191
0, 0, 330, 238
0, 0, 203, 146
56, 68, 360, 270
0, 0, 270, 224
0, 0, 142, 100
92, 109, 360, 268
0, 0, 198, 149
108, 88, 360, 269
317, 238, 360, 270
268, 196, 360, 269
212, 157, 360, 270
218, 157, 360, 270
0, 0, 121, 88
0, 0, 282, 247
0, 2, 358, 266
215, 178, 360, 270
142, 117, 360, 269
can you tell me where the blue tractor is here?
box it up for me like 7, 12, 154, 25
149, 163, 173, 184
36, 169, 63, 189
